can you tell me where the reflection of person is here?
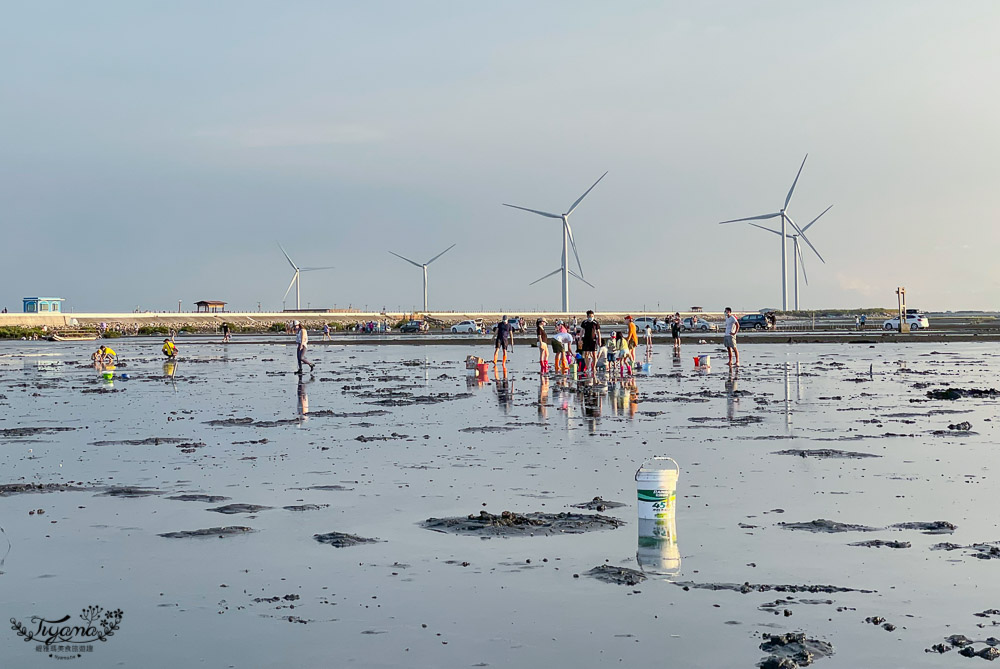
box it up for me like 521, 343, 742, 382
162, 338, 177, 358
671, 313, 681, 353
538, 375, 549, 419
724, 307, 740, 367
162, 360, 176, 378
536, 318, 549, 374
294, 321, 316, 374
726, 367, 740, 421
298, 378, 310, 416
493, 366, 513, 413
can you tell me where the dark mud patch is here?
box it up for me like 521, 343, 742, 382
308, 410, 391, 418
90, 437, 188, 446
159, 526, 256, 539
0, 482, 89, 497
926, 634, 1000, 658
849, 539, 911, 549
96, 486, 165, 498
206, 504, 273, 515
932, 542, 1000, 560
459, 426, 517, 433
773, 449, 881, 459
313, 532, 382, 548
759, 631, 834, 667
422, 510, 624, 537
292, 485, 354, 492
890, 520, 956, 535
570, 496, 626, 511
779, 519, 878, 533
0, 426, 77, 438
586, 565, 646, 586
355, 433, 408, 442
927, 388, 1000, 400
365, 392, 472, 407
204, 417, 255, 426
168, 494, 231, 503
283, 504, 329, 512
675, 581, 875, 594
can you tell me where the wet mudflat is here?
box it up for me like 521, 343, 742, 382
2, 339, 1000, 667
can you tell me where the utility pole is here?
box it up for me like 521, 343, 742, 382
177, 300, 181, 313
896, 287, 908, 333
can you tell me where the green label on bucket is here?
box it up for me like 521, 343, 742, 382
637, 489, 675, 503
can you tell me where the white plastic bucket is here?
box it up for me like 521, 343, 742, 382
699, 354, 710, 366
635, 457, 679, 520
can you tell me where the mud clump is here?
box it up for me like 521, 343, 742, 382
204, 417, 255, 426
773, 449, 881, 459
159, 526, 256, 539
927, 388, 1000, 400
932, 542, 1000, 559
96, 486, 165, 498
948, 421, 973, 431
168, 494, 231, 503
313, 532, 381, 547
0, 482, 87, 497
90, 437, 188, 446
849, 539, 911, 549
674, 581, 875, 594
890, 521, 956, 535
207, 503, 272, 515
586, 565, 647, 586
423, 510, 625, 537
779, 519, 878, 533
283, 504, 329, 512
759, 631, 834, 667
571, 496, 626, 511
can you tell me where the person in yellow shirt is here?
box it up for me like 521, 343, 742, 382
162, 338, 177, 358
92, 345, 117, 365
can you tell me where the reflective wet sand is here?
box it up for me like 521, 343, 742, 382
2, 339, 999, 667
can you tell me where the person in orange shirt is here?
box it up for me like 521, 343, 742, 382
624, 315, 639, 372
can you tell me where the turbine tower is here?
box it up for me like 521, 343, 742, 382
719, 155, 826, 310
503, 172, 607, 312
388, 244, 456, 312
749, 205, 832, 309
278, 243, 334, 311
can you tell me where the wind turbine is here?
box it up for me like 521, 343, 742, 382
503, 172, 607, 312
748, 204, 832, 309
718, 155, 826, 310
278, 243, 334, 311
388, 244, 456, 312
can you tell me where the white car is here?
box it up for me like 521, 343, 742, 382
883, 314, 930, 330
632, 317, 668, 332
681, 317, 718, 332
451, 319, 484, 334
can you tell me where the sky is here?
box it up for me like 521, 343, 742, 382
3, 1, 999, 314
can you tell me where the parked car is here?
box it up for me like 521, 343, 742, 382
739, 314, 772, 330
681, 317, 717, 332
451, 319, 485, 334
883, 314, 930, 330
491, 317, 525, 333
399, 320, 428, 333
633, 317, 668, 332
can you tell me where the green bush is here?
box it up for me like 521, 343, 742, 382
269, 323, 287, 332
0, 326, 44, 340
138, 326, 170, 336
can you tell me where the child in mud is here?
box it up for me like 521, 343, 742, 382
93, 345, 117, 365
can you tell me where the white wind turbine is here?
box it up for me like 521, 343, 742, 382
388, 244, 456, 312
503, 172, 607, 312
719, 155, 826, 310
278, 243, 334, 311
748, 205, 832, 310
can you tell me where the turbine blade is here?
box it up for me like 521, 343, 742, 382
784, 154, 808, 210
425, 243, 456, 266
568, 269, 595, 289
300, 266, 335, 271
278, 243, 297, 270
748, 222, 783, 236
802, 204, 833, 232
719, 212, 781, 224
796, 239, 809, 285
565, 222, 584, 277
529, 268, 563, 286
502, 203, 561, 219
785, 215, 825, 264
282, 273, 298, 302
566, 171, 608, 216
388, 251, 422, 268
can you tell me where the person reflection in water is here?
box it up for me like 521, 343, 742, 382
538, 375, 549, 419
494, 367, 513, 414
726, 366, 740, 421
298, 377, 311, 418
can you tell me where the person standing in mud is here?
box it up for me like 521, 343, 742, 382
580, 310, 602, 377
671, 312, 682, 355
625, 315, 639, 371
294, 321, 316, 374
724, 307, 740, 367
493, 315, 512, 367
535, 318, 549, 374
323, 323, 331, 341
221, 322, 231, 342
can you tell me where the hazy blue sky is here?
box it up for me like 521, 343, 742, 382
3, 1, 999, 313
